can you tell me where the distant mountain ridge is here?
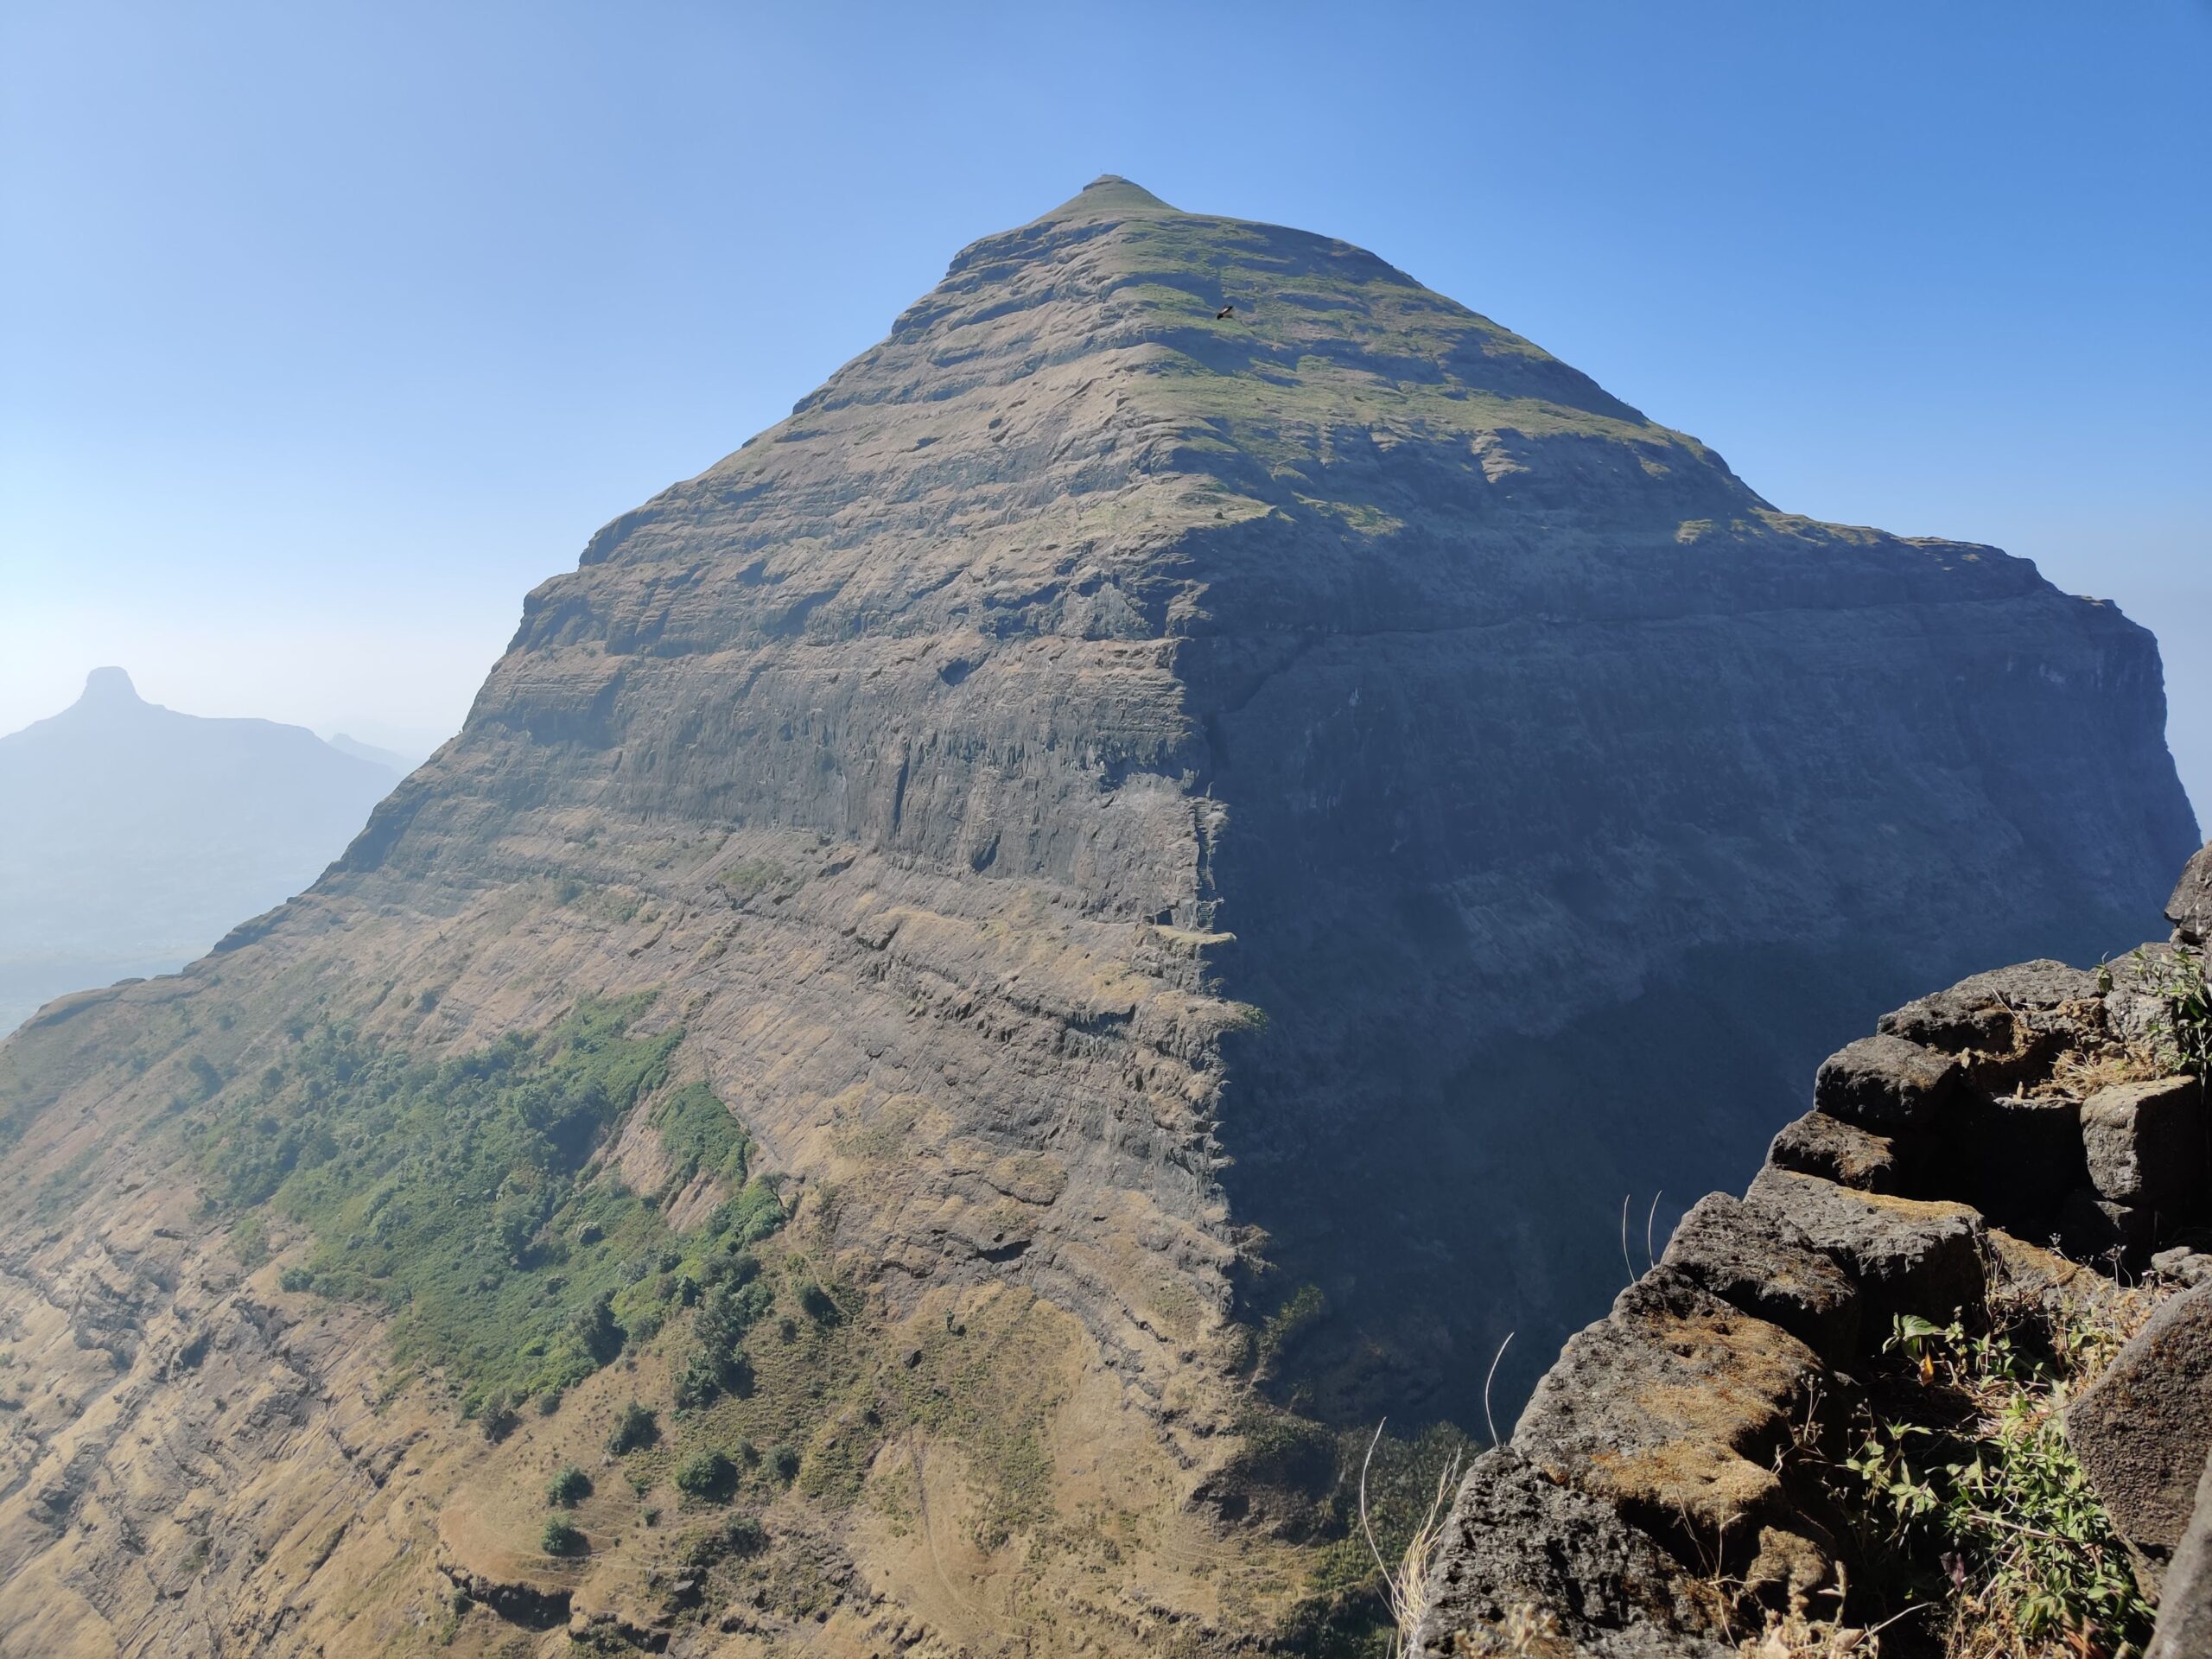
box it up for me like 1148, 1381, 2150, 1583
326, 731, 429, 773
0, 668, 397, 1031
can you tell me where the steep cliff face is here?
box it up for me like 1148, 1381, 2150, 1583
351, 172, 2195, 1418
0, 177, 2193, 1656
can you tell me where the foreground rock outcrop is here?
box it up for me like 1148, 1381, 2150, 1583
1414, 851, 2212, 1656
2069, 1282, 2212, 1566
0, 179, 2196, 1655
2151, 1452, 2212, 1659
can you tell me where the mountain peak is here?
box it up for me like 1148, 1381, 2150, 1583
1038, 174, 1177, 220
79, 666, 142, 709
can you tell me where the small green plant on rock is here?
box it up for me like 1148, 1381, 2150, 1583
1836, 1312, 2153, 1655
2132, 944, 2212, 1076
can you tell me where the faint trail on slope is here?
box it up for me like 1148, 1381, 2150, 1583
906, 1431, 982, 1624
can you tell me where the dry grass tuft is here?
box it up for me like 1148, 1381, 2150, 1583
1358, 1420, 1463, 1656
2040, 1042, 2160, 1101
1739, 1590, 1914, 1656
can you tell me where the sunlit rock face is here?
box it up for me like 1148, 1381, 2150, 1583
0, 177, 2193, 1655
435, 171, 2190, 1421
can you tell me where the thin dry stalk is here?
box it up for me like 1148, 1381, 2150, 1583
1358, 1420, 1465, 1657
1482, 1332, 1514, 1450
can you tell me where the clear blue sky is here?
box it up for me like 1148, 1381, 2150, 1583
4, 2, 2207, 805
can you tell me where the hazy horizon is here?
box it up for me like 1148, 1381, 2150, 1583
0, 665, 448, 762
0, 664, 402, 1032
4, 2, 2206, 811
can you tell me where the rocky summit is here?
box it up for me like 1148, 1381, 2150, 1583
0, 178, 2195, 1656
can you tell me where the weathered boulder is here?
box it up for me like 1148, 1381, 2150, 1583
2082, 1076, 2207, 1218
1409, 1448, 1733, 1659
1878, 959, 2103, 1059
1813, 1035, 1962, 1131
2148, 1447, 2212, 1659
2155, 1246, 2212, 1289
1414, 882, 2209, 1657
1765, 1110, 1914, 1193
2170, 843, 2212, 948
2069, 1281, 2212, 1554
1745, 1166, 1984, 1330
1659, 1192, 1860, 1364
1986, 1229, 2130, 1321
1512, 1267, 1823, 1548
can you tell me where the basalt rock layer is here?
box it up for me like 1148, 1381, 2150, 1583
0, 178, 2196, 1655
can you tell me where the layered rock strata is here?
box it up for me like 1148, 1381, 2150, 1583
24, 173, 2188, 1423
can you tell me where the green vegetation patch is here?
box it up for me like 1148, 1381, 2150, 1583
1257, 1282, 1326, 1369
2123, 943, 2212, 1076
1825, 1306, 2156, 1653
184, 995, 782, 1417
716, 859, 795, 904
675, 1262, 776, 1408
608, 1400, 659, 1454
654, 1080, 752, 1195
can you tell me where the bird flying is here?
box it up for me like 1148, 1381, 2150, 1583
1216, 304, 1236, 320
